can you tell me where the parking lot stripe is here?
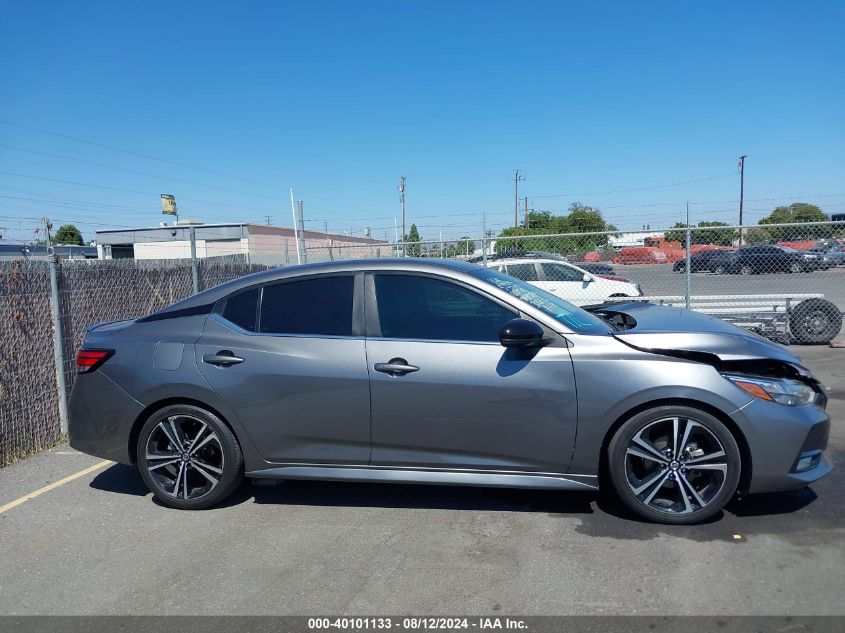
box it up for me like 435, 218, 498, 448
0, 459, 111, 514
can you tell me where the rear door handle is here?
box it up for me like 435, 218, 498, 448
374, 358, 419, 376
203, 351, 245, 366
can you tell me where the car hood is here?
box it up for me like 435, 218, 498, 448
593, 301, 802, 364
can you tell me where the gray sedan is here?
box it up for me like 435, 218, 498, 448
68, 259, 831, 524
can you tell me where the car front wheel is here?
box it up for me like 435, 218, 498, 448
137, 404, 244, 510
607, 406, 741, 524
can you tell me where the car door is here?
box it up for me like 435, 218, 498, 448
755, 246, 780, 273
538, 262, 595, 304
365, 272, 579, 474
195, 274, 371, 464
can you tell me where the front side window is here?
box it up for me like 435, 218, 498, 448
541, 263, 585, 282
503, 263, 539, 281
472, 268, 611, 335
260, 275, 354, 336
373, 274, 516, 342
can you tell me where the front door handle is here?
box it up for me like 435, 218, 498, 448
203, 351, 245, 366
374, 357, 419, 376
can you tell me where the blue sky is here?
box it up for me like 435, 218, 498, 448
1, 0, 843, 242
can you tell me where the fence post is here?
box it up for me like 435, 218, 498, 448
48, 255, 69, 434
189, 226, 199, 294
481, 213, 488, 266
684, 227, 692, 310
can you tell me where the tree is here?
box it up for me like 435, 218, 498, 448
744, 226, 773, 245
443, 236, 476, 258
758, 202, 831, 241
695, 221, 737, 246
663, 222, 691, 245
665, 221, 738, 246
53, 224, 84, 245
497, 202, 615, 255
404, 223, 422, 257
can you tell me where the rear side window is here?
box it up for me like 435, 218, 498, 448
374, 274, 516, 342
221, 288, 259, 331
260, 276, 354, 336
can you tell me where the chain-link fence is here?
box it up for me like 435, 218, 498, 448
0, 260, 61, 465
0, 256, 275, 465
1, 220, 842, 464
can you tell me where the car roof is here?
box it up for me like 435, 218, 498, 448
489, 257, 575, 266
141, 258, 488, 316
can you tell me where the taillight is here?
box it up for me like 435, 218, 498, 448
76, 349, 114, 374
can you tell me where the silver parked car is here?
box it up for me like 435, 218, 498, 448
68, 259, 831, 524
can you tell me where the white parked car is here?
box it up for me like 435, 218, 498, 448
488, 258, 642, 306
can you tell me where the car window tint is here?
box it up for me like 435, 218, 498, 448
260, 276, 354, 336
504, 263, 538, 281
221, 288, 259, 331
374, 275, 516, 342
542, 263, 584, 282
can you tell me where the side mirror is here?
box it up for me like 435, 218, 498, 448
582, 272, 593, 283
499, 318, 545, 348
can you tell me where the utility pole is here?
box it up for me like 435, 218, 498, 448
512, 170, 524, 228
297, 199, 307, 263
289, 188, 301, 265
738, 155, 747, 245
324, 221, 329, 234
524, 196, 529, 228
398, 175, 407, 256
42, 217, 53, 246
265, 215, 272, 226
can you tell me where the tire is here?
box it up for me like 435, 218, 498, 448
789, 262, 802, 274
790, 298, 842, 344
607, 406, 741, 525
739, 264, 753, 276
137, 404, 244, 510
713, 265, 726, 275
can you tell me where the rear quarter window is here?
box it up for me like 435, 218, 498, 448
220, 288, 259, 331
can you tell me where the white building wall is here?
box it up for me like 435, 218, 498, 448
133, 239, 246, 260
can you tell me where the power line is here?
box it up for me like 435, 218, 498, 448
0, 119, 287, 191
531, 172, 738, 198
0, 143, 283, 201
0, 170, 280, 215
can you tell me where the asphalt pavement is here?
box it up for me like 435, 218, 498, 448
612, 264, 845, 311
1, 347, 843, 616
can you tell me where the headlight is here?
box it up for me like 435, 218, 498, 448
723, 374, 816, 406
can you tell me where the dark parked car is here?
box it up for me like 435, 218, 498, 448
808, 245, 844, 267
69, 259, 831, 525
672, 250, 735, 273
726, 245, 826, 275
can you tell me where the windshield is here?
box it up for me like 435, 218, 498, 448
472, 268, 612, 335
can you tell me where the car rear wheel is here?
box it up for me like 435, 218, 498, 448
137, 404, 244, 510
607, 406, 741, 524
713, 265, 726, 275
739, 264, 753, 275
789, 262, 803, 274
